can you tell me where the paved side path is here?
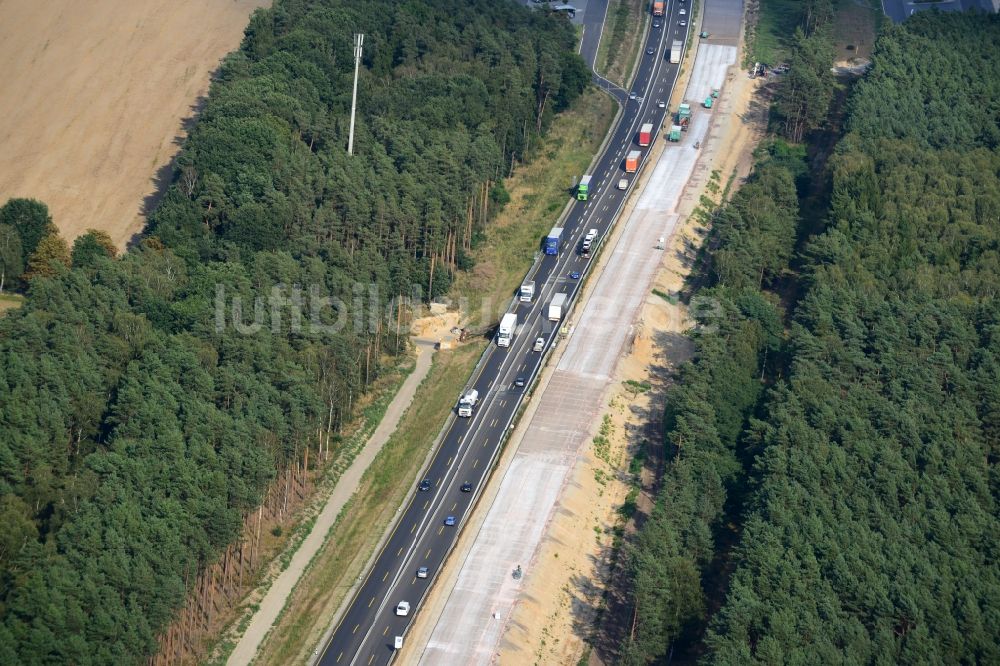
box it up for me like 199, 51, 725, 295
227, 341, 436, 666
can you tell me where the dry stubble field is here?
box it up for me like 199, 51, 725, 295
0, 0, 269, 249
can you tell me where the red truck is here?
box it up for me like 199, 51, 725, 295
652, 1, 665, 16
639, 123, 653, 147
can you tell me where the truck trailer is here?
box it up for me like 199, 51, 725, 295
639, 123, 653, 147
577, 175, 592, 201
625, 150, 641, 173
670, 40, 683, 64
652, 0, 665, 16
544, 227, 564, 255
548, 293, 568, 321
497, 312, 517, 347
520, 281, 535, 302
668, 124, 683, 141
457, 389, 479, 417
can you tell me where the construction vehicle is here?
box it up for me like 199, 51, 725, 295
677, 103, 691, 130
548, 293, 568, 321
670, 40, 683, 64
544, 227, 564, 255
639, 123, 653, 147
497, 312, 517, 347
457, 389, 479, 417
625, 150, 640, 173
704, 96, 713, 108
519, 281, 535, 303
668, 124, 682, 141
577, 175, 592, 201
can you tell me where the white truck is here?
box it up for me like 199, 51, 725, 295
548, 293, 568, 321
670, 40, 683, 64
497, 312, 517, 347
519, 281, 535, 302
457, 389, 479, 418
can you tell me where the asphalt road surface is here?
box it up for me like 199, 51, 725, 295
316, 3, 689, 664
880, 0, 994, 23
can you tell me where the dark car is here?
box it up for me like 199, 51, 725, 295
646, 47, 655, 55
444, 515, 456, 526
570, 271, 581, 280
418, 479, 431, 492
461, 482, 473, 493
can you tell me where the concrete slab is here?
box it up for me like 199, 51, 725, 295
686, 44, 740, 103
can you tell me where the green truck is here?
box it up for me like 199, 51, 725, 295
677, 103, 691, 130
577, 174, 592, 200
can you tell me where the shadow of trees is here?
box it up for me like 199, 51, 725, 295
552, 330, 693, 664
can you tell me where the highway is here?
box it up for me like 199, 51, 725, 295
880, 0, 994, 24
316, 3, 690, 664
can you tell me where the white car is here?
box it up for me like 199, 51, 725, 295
679, 20, 687, 26
680, 8, 686, 15
533, 337, 546, 352
629, 92, 637, 100
657, 100, 666, 109
618, 178, 628, 190
416, 567, 428, 579
396, 601, 410, 616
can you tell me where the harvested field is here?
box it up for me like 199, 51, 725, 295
0, 0, 269, 249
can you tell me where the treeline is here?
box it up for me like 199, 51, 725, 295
0, 200, 117, 290
771, 0, 836, 142
707, 13, 1000, 662
0, 1, 587, 663
622, 11, 1000, 664
620, 156, 801, 664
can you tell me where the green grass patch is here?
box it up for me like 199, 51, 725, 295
451, 87, 616, 327
623, 379, 652, 396
832, 0, 880, 61
596, 0, 647, 86
747, 0, 802, 66
652, 288, 677, 303
629, 446, 646, 478
0, 292, 24, 313
618, 486, 639, 519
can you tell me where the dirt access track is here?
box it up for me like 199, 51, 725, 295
0, 0, 269, 249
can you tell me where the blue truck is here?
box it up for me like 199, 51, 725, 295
544, 227, 564, 255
